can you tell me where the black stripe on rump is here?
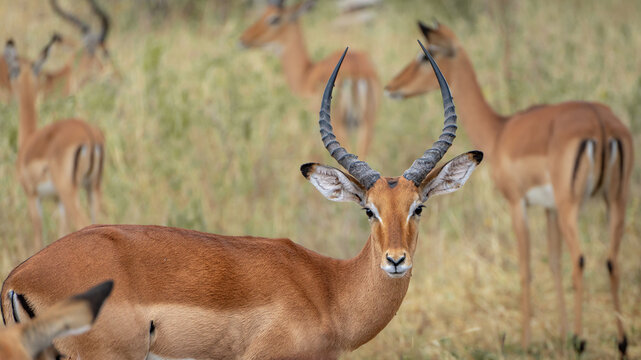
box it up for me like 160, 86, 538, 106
72, 145, 84, 186
572, 139, 589, 193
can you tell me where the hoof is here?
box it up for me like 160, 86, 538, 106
572, 334, 586, 355
618, 334, 628, 359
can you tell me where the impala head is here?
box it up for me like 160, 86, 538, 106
303, 43, 482, 278
239, 0, 315, 50
385, 21, 461, 99
3, 35, 61, 93
50, 0, 110, 56
0, 280, 113, 360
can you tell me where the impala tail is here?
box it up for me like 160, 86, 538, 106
338, 76, 379, 130
72, 140, 104, 188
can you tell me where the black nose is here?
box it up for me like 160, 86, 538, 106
386, 253, 406, 267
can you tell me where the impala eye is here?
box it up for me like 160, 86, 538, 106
363, 208, 374, 219
414, 205, 425, 216
267, 15, 281, 25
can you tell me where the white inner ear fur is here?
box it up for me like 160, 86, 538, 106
421, 155, 478, 201
308, 165, 365, 205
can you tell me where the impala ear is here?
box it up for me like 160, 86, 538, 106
20, 281, 113, 357
418, 151, 483, 202
301, 163, 366, 205
418, 20, 455, 57
290, 0, 315, 20
4, 39, 20, 79
418, 20, 437, 40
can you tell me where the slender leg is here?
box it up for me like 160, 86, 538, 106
546, 209, 568, 340
557, 203, 585, 354
58, 201, 68, 238
357, 96, 375, 160
88, 186, 104, 224
606, 198, 627, 357
510, 201, 531, 348
332, 107, 348, 152
26, 195, 43, 254
56, 185, 90, 233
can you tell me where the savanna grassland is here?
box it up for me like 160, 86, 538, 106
1, 0, 640, 358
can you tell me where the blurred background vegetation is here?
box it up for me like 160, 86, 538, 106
0, 0, 639, 358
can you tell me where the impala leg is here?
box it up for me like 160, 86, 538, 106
545, 209, 568, 340
510, 201, 532, 348
26, 195, 43, 253
606, 198, 627, 357
557, 203, 585, 354
357, 90, 376, 160
87, 185, 103, 224
332, 108, 348, 152
56, 184, 89, 233
57, 201, 69, 239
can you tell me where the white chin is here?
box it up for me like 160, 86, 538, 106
385, 270, 407, 278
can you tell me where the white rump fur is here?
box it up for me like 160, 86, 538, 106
307, 165, 365, 205
420, 153, 479, 201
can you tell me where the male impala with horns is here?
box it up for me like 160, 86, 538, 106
2, 43, 482, 359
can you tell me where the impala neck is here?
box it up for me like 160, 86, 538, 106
278, 22, 313, 95
15, 78, 38, 149
332, 235, 411, 350
449, 49, 505, 158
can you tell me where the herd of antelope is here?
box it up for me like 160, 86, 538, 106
0, 1, 633, 359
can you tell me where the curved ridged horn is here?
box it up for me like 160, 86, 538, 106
268, 0, 285, 8
32, 34, 62, 75
402, 40, 458, 186
88, 0, 110, 45
50, 0, 91, 35
319, 48, 381, 189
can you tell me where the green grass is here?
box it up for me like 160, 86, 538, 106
1, 0, 640, 358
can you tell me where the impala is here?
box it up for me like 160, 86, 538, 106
4, 38, 105, 253
385, 22, 633, 356
1, 43, 482, 359
0, 281, 112, 360
240, 0, 380, 158
44, 0, 115, 96
0, 34, 78, 102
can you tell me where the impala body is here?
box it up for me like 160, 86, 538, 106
4, 38, 105, 253
0, 281, 112, 360
240, 0, 380, 158
2, 44, 482, 359
385, 22, 633, 356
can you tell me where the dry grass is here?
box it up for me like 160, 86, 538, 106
0, 0, 640, 358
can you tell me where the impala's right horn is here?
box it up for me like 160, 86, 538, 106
50, 0, 91, 35
87, 0, 110, 46
318, 48, 381, 189
403, 40, 458, 186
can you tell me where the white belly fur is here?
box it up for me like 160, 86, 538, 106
525, 184, 556, 208
36, 180, 58, 198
